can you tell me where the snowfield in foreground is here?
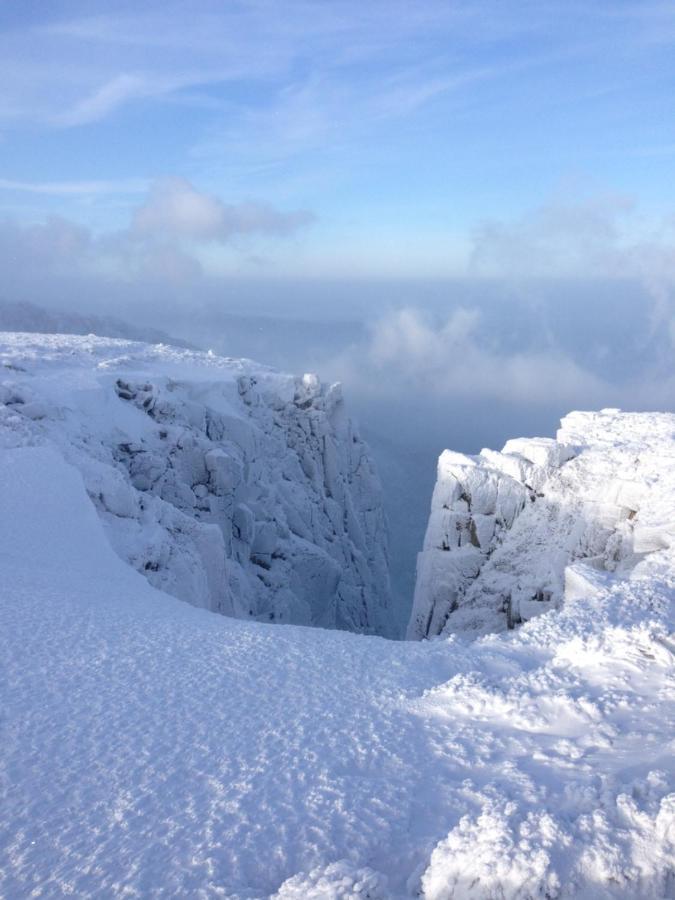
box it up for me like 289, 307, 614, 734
1, 338, 674, 898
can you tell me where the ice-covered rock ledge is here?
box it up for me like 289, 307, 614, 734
409, 409, 675, 639
0, 332, 393, 635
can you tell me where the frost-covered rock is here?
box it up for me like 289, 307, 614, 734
409, 409, 675, 639
0, 332, 392, 634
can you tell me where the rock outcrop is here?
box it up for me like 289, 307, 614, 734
408, 409, 671, 639
0, 333, 392, 635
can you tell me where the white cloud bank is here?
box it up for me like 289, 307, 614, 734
328, 307, 610, 410
0, 179, 314, 284
470, 192, 675, 284
132, 178, 315, 243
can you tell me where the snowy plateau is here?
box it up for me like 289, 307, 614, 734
1, 331, 674, 899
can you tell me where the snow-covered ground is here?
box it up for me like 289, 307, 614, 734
1, 336, 674, 897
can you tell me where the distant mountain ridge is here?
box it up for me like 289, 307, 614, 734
0, 299, 198, 349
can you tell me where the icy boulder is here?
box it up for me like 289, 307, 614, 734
408, 409, 675, 639
0, 332, 392, 635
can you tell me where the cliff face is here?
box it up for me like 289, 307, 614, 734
408, 409, 672, 639
0, 333, 392, 635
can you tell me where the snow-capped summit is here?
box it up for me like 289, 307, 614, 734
0, 331, 393, 635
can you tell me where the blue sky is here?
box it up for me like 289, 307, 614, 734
1, 1, 675, 278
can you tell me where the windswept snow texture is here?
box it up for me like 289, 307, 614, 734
0, 332, 392, 635
1, 356, 674, 896
409, 409, 672, 640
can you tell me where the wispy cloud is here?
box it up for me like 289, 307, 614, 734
53, 73, 150, 127
4, 1, 668, 133
0, 177, 148, 196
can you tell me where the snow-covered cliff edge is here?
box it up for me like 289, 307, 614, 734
2, 366, 674, 896
0, 332, 392, 635
409, 409, 675, 639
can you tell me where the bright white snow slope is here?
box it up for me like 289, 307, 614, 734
1, 339, 674, 897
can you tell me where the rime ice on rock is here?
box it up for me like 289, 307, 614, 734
408, 410, 665, 639
0, 333, 392, 635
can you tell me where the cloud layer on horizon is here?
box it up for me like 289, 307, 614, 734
0, 178, 314, 285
